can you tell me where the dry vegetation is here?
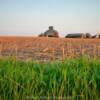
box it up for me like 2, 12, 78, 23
0, 37, 100, 100
0, 36, 100, 61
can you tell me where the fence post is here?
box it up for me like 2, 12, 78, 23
71, 48, 74, 57
0, 43, 2, 57
62, 47, 65, 61
81, 44, 84, 56
97, 46, 100, 57
52, 48, 55, 61
15, 43, 18, 59
93, 44, 96, 57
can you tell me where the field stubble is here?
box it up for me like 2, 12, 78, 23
0, 37, 100, 61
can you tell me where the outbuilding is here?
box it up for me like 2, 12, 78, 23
65, 33, 86, 38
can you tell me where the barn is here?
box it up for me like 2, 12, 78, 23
39, 26, 59, 38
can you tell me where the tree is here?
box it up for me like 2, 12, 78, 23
86, 33, 91, 38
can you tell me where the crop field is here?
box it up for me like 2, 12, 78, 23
0, 36, 100, 61
0, 37, 100, 100
0, 56, 100, 99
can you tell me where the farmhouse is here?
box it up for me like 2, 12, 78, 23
39, 26, 59, 37
65, 33, 86, 38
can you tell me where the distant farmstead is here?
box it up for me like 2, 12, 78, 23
39, 26, 59, 37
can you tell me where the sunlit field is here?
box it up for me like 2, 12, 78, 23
0, 56, 100, 100
1, 37, 100, 61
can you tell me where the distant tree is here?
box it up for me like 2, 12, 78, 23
38, 33, 44, 37
86, 33, 91, 38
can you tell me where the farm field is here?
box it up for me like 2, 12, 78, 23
0, 0, 100, 99
0, 56, 100, 100
0, 36, 100, 61
0, 37, 100, 100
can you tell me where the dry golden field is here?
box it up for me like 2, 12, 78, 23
0, 36, 100, 61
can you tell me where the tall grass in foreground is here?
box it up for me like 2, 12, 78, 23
0, 56, 100, 100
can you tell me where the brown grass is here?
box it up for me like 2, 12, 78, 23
0, 36, 100, 61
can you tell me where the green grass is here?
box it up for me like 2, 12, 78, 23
0, 56, 100, 100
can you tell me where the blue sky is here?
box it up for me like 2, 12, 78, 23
0, 0, 100, 37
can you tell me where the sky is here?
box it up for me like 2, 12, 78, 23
0, 0, 100, 37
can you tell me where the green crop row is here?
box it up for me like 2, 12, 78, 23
0, 56, 100, 100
